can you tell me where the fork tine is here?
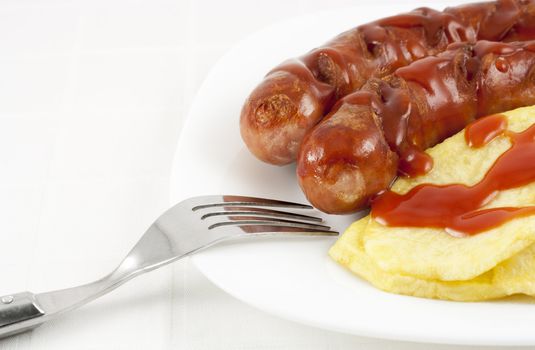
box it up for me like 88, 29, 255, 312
191, 195, 312, 211
200, 206, 323, 223
231, 225, 338, 235
208, 216, 332, 231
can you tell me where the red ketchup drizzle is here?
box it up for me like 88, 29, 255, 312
383, 55, 462, 177
397, 147, 434, 177
371, 115, 535, 236
464, 114, 508, 148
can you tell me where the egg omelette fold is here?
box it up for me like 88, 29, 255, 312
329, 105, 535, 301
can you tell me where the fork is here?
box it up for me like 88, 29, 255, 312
0, 195, 337, 338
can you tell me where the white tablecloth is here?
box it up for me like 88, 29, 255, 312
0, 0, 521, 348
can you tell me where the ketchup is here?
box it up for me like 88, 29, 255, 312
378, 40, 533, 178
397, 147, 434, 177
371, 115, 535, 236
464, 114, 508, 148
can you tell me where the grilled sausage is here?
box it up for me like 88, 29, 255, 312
241, 0, 535, 165
297, 40, 535, 213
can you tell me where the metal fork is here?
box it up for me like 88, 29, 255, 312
0, 195, 337, 338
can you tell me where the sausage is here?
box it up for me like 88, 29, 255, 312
297, 40, 535, 214
240, 0, 535, 165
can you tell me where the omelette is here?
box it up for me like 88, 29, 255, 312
329, 105, 535, 301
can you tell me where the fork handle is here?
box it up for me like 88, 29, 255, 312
0, 292, 46, 338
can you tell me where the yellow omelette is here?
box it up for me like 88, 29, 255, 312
329, 105, 535, 301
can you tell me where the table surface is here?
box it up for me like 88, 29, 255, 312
0, 0, 524, 349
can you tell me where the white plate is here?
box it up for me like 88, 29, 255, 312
170, 3, 535, 346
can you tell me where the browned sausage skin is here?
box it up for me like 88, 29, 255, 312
239, 59, 335, 165
297, 41, 535, 214
297, 92, 398, 213
241, 0, 535, 165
